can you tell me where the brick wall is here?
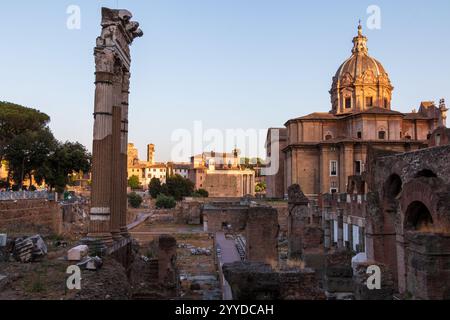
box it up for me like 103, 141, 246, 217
0, 199, 61, 235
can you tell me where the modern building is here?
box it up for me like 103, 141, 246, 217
266, 24, 447, 198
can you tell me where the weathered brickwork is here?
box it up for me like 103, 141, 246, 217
246, 207, 279, 264
0, 199, 61, 235
223, 262, 325, 300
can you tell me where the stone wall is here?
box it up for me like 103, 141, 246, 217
365, 144, 450, 297
203, 203, 249, 233
176, 200, 202, 225
223, 262, 325, 300
246, 206, 279, 264
0, 199, 61, 235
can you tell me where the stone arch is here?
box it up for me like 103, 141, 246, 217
404, 201, 434, 232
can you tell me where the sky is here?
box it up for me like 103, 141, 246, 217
1, 0, 449, 162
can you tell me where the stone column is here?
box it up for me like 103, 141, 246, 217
330, 219, 335, 247
120, 72, 131, 237
323, 206, 331, 250
347, 223, 354, 251
337, 209, 344, 249
110, 64, 124, 241
358, 226, 366, 252
88, 49, 115, 245
87, 7, 143, 245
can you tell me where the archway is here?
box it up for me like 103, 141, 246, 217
405, 201, 434, 232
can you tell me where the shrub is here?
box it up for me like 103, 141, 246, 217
128, 192, 143, 208
193, 189, 209, 198
155, 194, 176, 209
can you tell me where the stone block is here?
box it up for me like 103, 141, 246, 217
68, 245, 89, 261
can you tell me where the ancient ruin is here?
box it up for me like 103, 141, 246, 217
88, 8, 143, 244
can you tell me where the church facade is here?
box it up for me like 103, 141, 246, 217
267, 24, 448, 197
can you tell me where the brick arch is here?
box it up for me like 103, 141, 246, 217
399, 178, 441, 231
404, 201, 433, 232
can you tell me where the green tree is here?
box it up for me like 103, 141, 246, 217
155, 194, 176, 209
128, 175, 141, 190
164, 174, 194, 201
148, 177, 162, 199
3, 127, 57, 189
35, 142, 91, 193
0, 101, 50, 156
128, 192, 143, 208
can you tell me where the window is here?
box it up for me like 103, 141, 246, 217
384, 98, 389, 109
355, 161, 362, 175
330, 188, 338, 194
357, 131, 362, 139
345, 97, 352, 109
325, 134, 333, 141
366, 97, 373, 107
436, 134, 441, 146
330, 161, 338, 176
378, 131, 386, 140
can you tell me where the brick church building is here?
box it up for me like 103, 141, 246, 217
266, 24, 448, 198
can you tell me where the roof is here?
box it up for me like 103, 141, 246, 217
403, 112, 431, 120
286, 107, 403, 124
351, 107, 403, 116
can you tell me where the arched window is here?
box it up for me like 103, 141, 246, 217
378, 130, 386, 140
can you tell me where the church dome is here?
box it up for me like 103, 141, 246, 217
330, 23, 393, 115
334, 54, 387, 81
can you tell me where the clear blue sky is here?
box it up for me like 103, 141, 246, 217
1, 0, 449, 162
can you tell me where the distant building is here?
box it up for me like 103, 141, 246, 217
265, 128, 287, 199
167, 162, 191, 179
127, 143, 167, 189
147, 144, 155, 165
266, 24, 447, 198
189, 150, 256, 197
127, 143, 190, 189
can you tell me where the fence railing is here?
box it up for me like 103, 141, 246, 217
0, 191, 55, 202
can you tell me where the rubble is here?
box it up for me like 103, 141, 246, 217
13, 235, 48, 263
77, 256, 103, 271
190, 248, 212, 256
67, 245, 89, 261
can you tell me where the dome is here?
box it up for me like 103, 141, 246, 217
335, 54, 388, 80
330, 23, 393, 115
